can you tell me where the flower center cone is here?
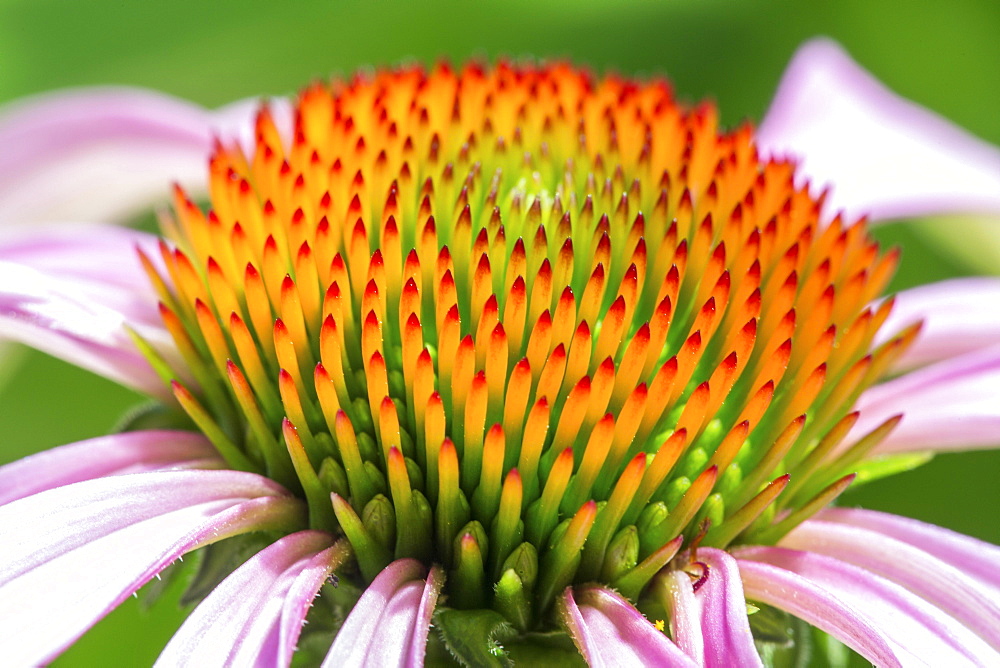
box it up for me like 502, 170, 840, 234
139, 62, 916, 629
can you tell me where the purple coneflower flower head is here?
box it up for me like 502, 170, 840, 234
1, 38, 999, 666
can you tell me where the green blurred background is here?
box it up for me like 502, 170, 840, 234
0, 0, 997, 664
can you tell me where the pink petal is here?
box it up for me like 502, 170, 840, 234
851, 345, 1000, 453
661, 570, 704, 665
818, 507, 1000, 600
275, 543, 355, 665
407, 565, 446, 667
875, 278, 1000, 370
783, 520, 1000, 651
0, 430, 221, 505
327, 565, 442, 668
156, 531, 346, 668
0, 225, 179, 397
758, 38, 1000, 222
0, 260, 166, 396
737, 546, 999, 665
0, 224, 163, 322
696, 549, 763, 668
0, 470, 303, 666
560, 585, 697, 667
660, 550, 761, 667
321, 559, 429, 667
359, 581, 426, 667
737, 555, 902, 667
0, 87, 276, 225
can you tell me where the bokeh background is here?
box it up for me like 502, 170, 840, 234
0, 0, 997, 664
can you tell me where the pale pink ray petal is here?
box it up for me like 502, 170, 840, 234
0, 470, 304, 666
697, 548, 763, 668
0, 223, 188, 397
0, 87, 267, 225
406, 566, 446, 667
275, 542, 354, 665
737, 546, 999, 665
662, 551, 759, 667
360, 581, 426, 668
818, 507, 1000, 600
156, 531, 347, 668
737, 556, 903, 667
321, 559, 426, 667
350, 565, 443, 668
0, 430, 221, 505
560, 585, 697, 667
660, 570, 704, 665
356, 566, 443, 668
0, 470, 292, 581
0, 224, 161, 308
0, 257, 174, 398
758, 38, 1000, 222
783, 520, 1000, 651
875, 278, 1000, 370
851, 345, 1000, 453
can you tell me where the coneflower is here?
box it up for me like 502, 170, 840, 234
153, 56, 904, 628
1, 40, 999, 666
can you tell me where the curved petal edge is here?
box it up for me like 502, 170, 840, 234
759, 38, 1000, 223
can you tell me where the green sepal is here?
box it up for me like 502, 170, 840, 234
313, 431, 339, 462
501, 542, 538, 591
351, 399, 376, 439
546, 516, 570, 550
434, 608, 516, 668
636, 501, 669, 557
318, 456, 350, 498
406, 489, 435, 562
524, 496, 559, 550
361, 494, 396, 553
601, 525, 639, 582
363, 460, 388, 495
698, 418, 725, 448
494, 568, 531, 631
679, 446, 708, 479
450, 521, 488, 608
489, 513, 524, 582
536, 507, 594, 615
437, 486, 472, 569
716, 461, 742, 497
388, 368, 406, 406
662, 476, 691, 509
693, 493, 725, 536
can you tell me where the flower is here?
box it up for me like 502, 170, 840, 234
2, 38, 1000, 666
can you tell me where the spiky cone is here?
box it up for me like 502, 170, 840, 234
139, 62, 910, 650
